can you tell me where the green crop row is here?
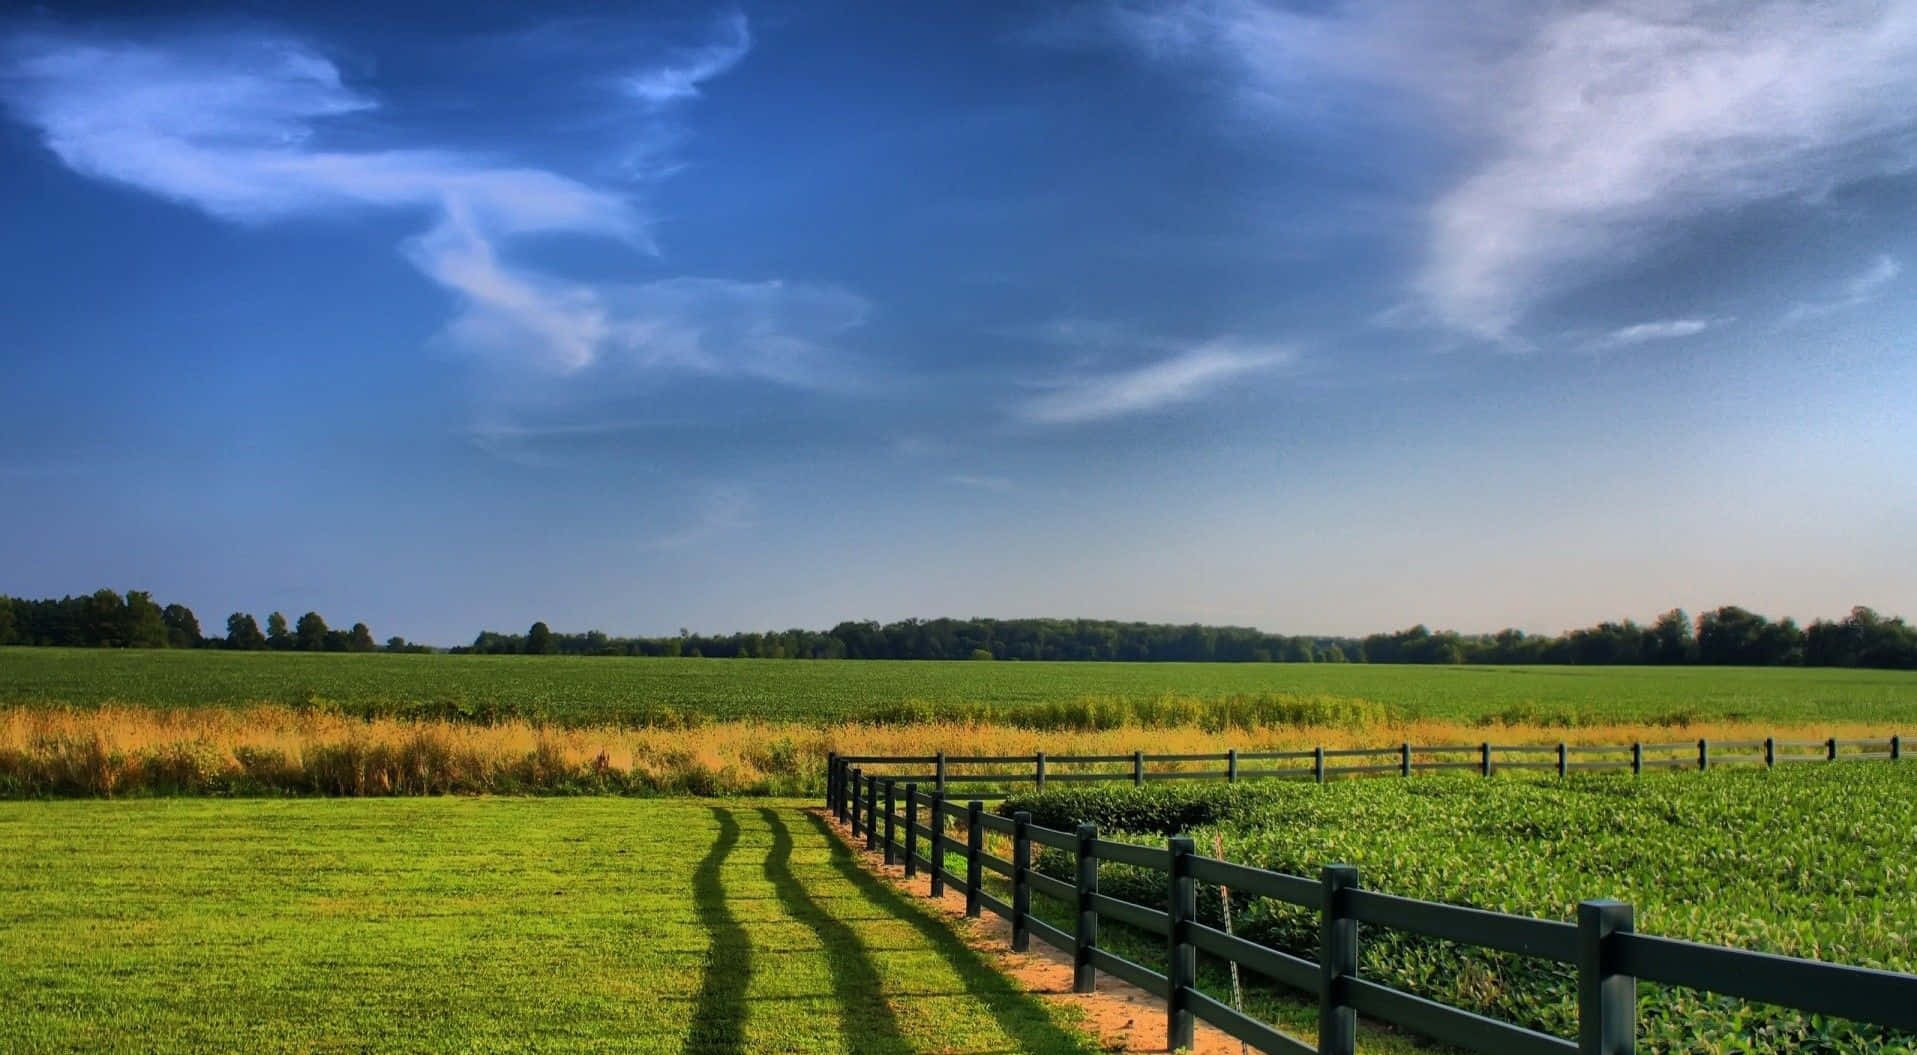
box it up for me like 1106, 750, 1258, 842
1003, 764, 1917, 1054
4, 647, 1916, 726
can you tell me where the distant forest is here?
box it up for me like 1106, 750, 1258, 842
3, 589, 1916, 669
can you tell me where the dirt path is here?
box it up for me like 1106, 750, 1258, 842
817, 808, 1255, 1055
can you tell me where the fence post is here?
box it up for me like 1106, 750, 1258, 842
1167, 835, 1197, 1053
1319, 864, 1360, 1055
965, 801, 983, 918
1011, 811, 1032, 952
852, 769, 865, 837
826, 752, 838, 813
1401, 742, 1412, 778
1133, 750, 1145, 786
1074, 822, 1099, 994
1698, 738, 1709, 772
1558, 742, 1568, 779
904, 783, 919, 879
1827, 736, 1838, 762
1481, 741, 1492, 778
1765, 737, 1775, 768
1894, 735, 1903, 761
1036, 751, 1047, 792
1315, 745, 1326, 783
929, 791, 946, 897
1631, 743, 1641, 777
865, 775, 879, 851
935, 750, 947, 794
883, 780, 898, 866
1578, 899, 1636, 1055
1228, 748, 1238, 783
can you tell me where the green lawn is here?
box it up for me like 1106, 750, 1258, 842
4, 647, 1915, 725
0, 799, 1102, 1055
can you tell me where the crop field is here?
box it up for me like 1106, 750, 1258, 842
0, 797, 1103, 1055
1005, 762, 1917, 1054
4, 647, 1916, 727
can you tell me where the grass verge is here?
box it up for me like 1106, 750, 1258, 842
0, 798, 1101, 1054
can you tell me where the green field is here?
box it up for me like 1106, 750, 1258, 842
1007, 763, 1917, 1054
4, 648, 1915, 726
0, 798, 1107, 1055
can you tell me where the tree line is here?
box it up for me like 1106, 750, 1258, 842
3, 590, 1915, 670
462, 607, 1917, 670
0, 589, 427, 653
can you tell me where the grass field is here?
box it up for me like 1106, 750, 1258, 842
4, 648, 1916, 727
0, 798, 1110, 1055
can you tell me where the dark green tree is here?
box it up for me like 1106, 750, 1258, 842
225, 612, 266, 650
1649, 609, 1694, 664
266, 612, 291, 651
349, 623, 376, 652
294, 611, 329, 652
162, 604, 202, 649
526, 621, 555, 655
122, 591, 169, 649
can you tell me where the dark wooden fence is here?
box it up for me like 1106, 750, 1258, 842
831, 732, 1902, 800
820, 738, 1916, 1055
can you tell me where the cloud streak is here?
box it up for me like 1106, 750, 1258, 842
1097, 0, 1917, 339
0, 21, 865, 386
1015, 341, 1287, 425
624, 11, 750, 106
1784, 253, 1902, 324
1602, 317, 1721, 347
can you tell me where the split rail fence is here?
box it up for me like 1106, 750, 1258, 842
821, 736, 1915, 1054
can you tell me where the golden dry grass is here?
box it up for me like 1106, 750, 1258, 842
0, 705, 1901, 797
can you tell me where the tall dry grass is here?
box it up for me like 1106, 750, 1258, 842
0, 706, 1903, 798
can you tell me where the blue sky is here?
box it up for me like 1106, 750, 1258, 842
3, 1, 1915, 645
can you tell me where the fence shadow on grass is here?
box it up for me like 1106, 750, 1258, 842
798, 810, 1098, 1055
759, 807, 914, 1055
686, 807, 751, 1055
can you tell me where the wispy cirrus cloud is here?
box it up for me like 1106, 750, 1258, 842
1784, 254, 1902, 324
1092, 0, 1917, 340
1, 18, 865, 390
1601, 317, 1723, 348
624, 11, 750, 107
1015, 339, 1288, 426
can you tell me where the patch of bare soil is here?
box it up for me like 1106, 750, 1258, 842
815, 808, 1251, 1055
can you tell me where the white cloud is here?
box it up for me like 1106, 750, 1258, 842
1602, 317, 1720, 347
1099, 1, 1917, 338
624, 11, 750, 106
1784, 253, 1903, 323
1015, 341, 1287, 425
0, 23, 857, 384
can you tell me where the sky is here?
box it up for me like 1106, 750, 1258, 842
2, 0, 1915, 646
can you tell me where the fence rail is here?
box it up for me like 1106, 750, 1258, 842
834, 732, 1902, 797
823, 742, 1916, 1055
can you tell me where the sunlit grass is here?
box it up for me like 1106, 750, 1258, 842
0, 798, 1102, 1054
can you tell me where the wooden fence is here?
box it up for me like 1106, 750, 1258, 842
821, 738, 1916, 1055
831, 732, 1902, 800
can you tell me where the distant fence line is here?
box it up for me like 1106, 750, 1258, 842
832, 732, 1904, 798
820, 738, 1915, 1055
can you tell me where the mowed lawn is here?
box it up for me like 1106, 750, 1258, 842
0, 799, 1100, 1055
6, 647, 1917, 725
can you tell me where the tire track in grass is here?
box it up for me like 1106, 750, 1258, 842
758, 807, 913, 1054
686, 807, 750, 1054
797, 810, 1098, 1053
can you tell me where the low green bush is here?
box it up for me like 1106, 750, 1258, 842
1007, 764, 1917, 1054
